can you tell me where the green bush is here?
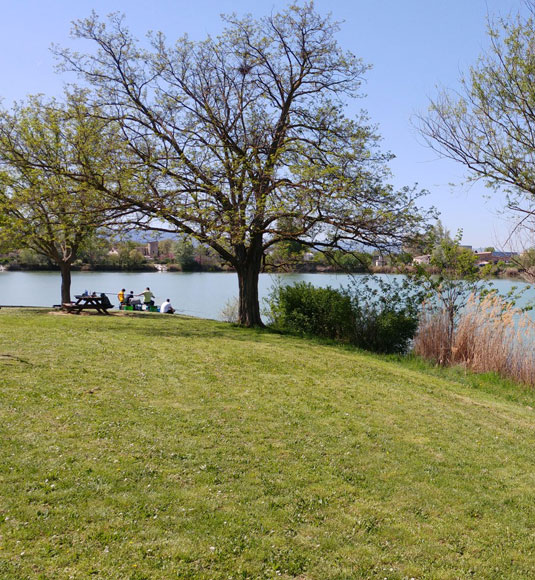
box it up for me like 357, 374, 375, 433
352, 306, 418, 354
267, 278, 421, 354
268, 282, 355, 341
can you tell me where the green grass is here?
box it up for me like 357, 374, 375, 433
2, 309, 535, 579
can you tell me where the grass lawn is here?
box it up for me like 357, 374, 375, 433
2, 309, 535, 579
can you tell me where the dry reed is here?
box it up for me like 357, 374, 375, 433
414, 293, 535, 386
413, 307, 452, 365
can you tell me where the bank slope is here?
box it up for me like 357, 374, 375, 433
1, 309, 535, 579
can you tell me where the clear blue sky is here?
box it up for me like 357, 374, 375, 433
0, 0, 527, 247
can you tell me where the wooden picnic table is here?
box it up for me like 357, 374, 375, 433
63, 294, 113, 315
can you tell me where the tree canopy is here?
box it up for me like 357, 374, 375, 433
0, 91, 133, 303
418, 2, 535, 233
56, 3, 430, 325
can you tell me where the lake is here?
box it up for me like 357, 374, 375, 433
0, 270, 533, 321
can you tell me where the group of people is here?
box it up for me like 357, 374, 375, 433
82, 290, 113, 309
117, 287, 176, 314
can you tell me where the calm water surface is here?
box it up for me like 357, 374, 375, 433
0, 270, 533, 321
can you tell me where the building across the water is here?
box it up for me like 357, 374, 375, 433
473, 251, 518, 266
136, 241, 159, 259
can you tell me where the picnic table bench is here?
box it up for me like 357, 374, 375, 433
63, 294, 113, 315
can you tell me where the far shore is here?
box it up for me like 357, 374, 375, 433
0, 262, 528, 281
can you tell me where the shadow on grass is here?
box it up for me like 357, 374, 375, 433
0, 307, 54, 316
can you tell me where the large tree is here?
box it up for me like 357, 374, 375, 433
0, 92, 133, 304
57, 3, 430, 325
418, 3, 535, 243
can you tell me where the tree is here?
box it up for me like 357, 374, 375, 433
411, 234, 488, 364
325, 249, 372, 272
430, 219, 452, 245
418, 3, 535, 229
17, 248, 52, 268
0, 92, 133, 304
391, 219, 451, 265
77, 233, 114, 267
267, 217, 306, 269
173, 238, 198, 271
157, 238, 173, 259
57, 4, 430, 326
109, 242, 148, 270
516, 246, 535, 281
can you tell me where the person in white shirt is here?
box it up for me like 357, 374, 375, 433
160, 298, 175, 314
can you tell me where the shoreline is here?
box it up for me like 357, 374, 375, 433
0, 264, 527, 281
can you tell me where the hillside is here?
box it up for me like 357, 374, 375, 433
1, 309, 535, 579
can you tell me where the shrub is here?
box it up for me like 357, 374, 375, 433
350, 275, 423, 354
353, 305, 419, 354
267, 282, 355, 341
267, 279, 420, 354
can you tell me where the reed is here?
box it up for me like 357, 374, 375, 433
413, 306, 452, 365
414, 293, 535, 386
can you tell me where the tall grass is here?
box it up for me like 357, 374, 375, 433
220, 296, 239, 323
414, 293, 535, 386
412, 307, 452, 365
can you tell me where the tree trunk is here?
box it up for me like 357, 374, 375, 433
237, 261, 263, 327
59, 261, 72, 305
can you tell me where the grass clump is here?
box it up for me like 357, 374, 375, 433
3, 309, 535, 578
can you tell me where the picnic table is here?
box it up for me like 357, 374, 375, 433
63, 294, 113, 315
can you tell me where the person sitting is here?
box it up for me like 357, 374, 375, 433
141, 287, 155, 307
160, 298, 175, 314
126, 290, 141, 309
100, 293, 113, 309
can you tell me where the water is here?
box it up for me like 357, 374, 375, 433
0, 270, 533, 321
0, 271, 358, 320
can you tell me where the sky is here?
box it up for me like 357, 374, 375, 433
0, 0, 529, 248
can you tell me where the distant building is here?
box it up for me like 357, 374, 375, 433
413, 254, 431, 265
373, 255, 388, 267
137, 241, 159, 259
473, 251, 518, 266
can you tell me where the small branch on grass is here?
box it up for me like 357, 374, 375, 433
0, 354, 30, 364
